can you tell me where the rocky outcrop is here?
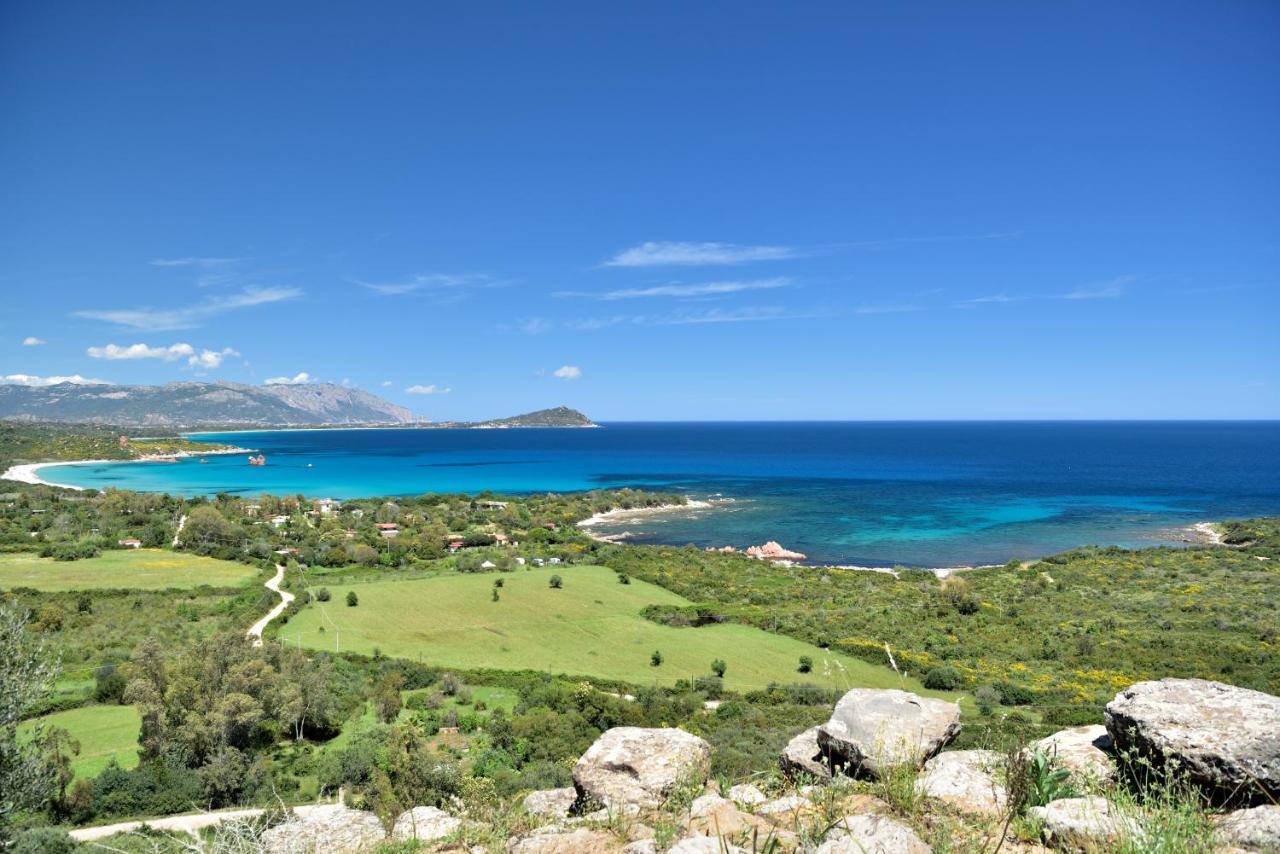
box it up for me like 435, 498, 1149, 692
1029, 796, 1143, 849
817, 814, 932, 853
780, 725, 832, 779
668, 837, 746, 853
390, 806, 461, 843
914, 750, 1007, 816
755, 794, 813, 824
685, 793, 770, 838
817, 689, 961, 777
261, 805, 386, 854
573, 727, 712, 810
1216, 805, 1280, 852
745, 541, 807, 561
1032, 725, 1114, 780
524, 788, 577, 820
1105, 679, 1280, 801
727, 783, 767, 805
507, 828, 621, 853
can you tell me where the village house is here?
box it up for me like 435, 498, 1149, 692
316, 498, 341, 514
477, 500, 508, 510
448, 540, 464, 553
270, 515, 289, 529
376, 522, 399, 538
118, 537, 142, 549
514, 557, 526, 566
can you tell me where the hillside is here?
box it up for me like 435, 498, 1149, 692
0, 381, 417, 427
469, 406, 596, 428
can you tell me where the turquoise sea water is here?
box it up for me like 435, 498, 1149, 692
39, 422, 1280, 567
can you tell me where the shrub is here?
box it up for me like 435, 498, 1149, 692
316, 588, 331, 602
346, 591, 358, 607
797, 655, 813, 673
994, 680, 1036, 706
549, 575, 563, 589
10, 827, 78, 854
710, 659, 727, 678
94, 664, 127, 704
923, 665, 962, 690
617, 572, 630, 585
651, 650, 663, 667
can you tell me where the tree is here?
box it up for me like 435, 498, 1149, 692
374, 672, 406, 724
710, 659, 727, 678
617, 572, 630, 585
347, 591, 359, 607
797, 655, 813, 673
316, 588, 331, 602
0, 603, 59, 839
650, 650, 663, 667
491, 588, 500, 602
548, 575, 563, 589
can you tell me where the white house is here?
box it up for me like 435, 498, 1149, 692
480, 560, 496, 569
514, 557, 526, 566
270, 515, 289, 528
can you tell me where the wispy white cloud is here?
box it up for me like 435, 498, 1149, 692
2, 374, 109, 387
88, 342, 195, 361
264, 372, 313, 385
381, 380, 392, 387
188, 347, 239, 369
552, 365, 582, 380
603, 241, 797, 267
75, 287, 302, 331
357, 273, 505, 300
406, 384, 451, 394
150, 257, 244, 268
556, 277, 792, 301
21, 336, 46, 346
1062, 275, 1133, 300
559, 306, 807, 330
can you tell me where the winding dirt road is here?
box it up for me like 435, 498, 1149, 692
247, 564, 294, 647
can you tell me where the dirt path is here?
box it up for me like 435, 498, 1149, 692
247, 564, 294, 648
69, 801, 336, 842
172, 513, 186, 547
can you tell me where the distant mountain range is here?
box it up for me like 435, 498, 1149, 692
0, 382, 594, 429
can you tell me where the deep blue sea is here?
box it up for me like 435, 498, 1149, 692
38, 422, 1280, 567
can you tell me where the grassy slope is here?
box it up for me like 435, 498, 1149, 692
0, 548, 258, 591
20, 705, 141, 779
278, 565, 945, 695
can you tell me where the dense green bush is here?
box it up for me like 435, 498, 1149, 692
924, 665, 963, 690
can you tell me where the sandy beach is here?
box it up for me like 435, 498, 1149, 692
1, 446, 255, 491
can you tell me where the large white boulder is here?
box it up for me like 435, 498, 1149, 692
914, 749, 1007, 816
1216, 804, 1280, 852
1029, 796, 1144, 849
390, 806, 461, 842
817, 689, 961, 777
507, 828, 621, 853
780, 725, 833, 779
1105, 679, 1280, 800
1032, 725, 1114, 780
523, 787, 577, 820
573, 727, 712, 809
261, 804, 386, 854
817, 813, 932, 853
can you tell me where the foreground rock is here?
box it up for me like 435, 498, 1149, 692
1105, 679, 1280, 801
261, 805, 385, 854
669, 837, 746, 853
573, 727, 712, 809
818, 689, 961, 777
1032, 725, 1114, 780
781, 725, 832, 779
1029, 796, 1143, 849
817, 814, 932, 853
391, 806, 461, 842
915, 749, 1007, 816
686, 792, 770, 837
524, 788, 577, 820
727, 783, 767, 805
508, 828, 621, 853
1216, 805, 1280, 851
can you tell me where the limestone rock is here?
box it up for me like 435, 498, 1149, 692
818, 689, 961, 777
669, 837, 747, 853
261, 805, 386, 854
1105, 679, 1280, 800
391, 806, 462, 842
686, 793, 770, 837
817, 813, 932, 853
507, 828, 622, 853
621, 841, 657, 854
573, 727, 712, 809
1032, 726, 1114, 781
1029, 796, 1143, 849
727, 783, 767, 805
781, 725, 832, 779
755, 794, 813, 823
1216, 805, 1280, 852
524, 788, 577, 820
915, 749, 1007, 816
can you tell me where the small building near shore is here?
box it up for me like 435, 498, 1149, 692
118, 537, 142, 549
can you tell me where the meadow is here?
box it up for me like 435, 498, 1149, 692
19, 705, 141, 779
278, 564, 940, 695
0, 548, 259, 592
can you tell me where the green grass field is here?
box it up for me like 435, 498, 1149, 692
19, 705, 141, 779
280, 565, 941, 695
0, 548, 259, 591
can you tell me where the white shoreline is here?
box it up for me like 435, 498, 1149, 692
577, 499, 721, 528
1, 446, 255, 491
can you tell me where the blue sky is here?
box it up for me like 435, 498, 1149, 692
2, 1, 1277, 420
